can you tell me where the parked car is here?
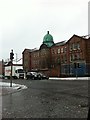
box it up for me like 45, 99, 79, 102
26, 72, 49, 80
37, 73, 49, 80
26, 72, 38, 80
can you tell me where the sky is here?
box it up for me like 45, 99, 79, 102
0, 0, 89, 63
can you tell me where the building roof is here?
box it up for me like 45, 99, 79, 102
22, 48, 39, 54
67, 34, 88, 43
54, 40, 67, 46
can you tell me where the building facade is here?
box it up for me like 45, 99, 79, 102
0, 60, 4, 75
22, 32, 90, 77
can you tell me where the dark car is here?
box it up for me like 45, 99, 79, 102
26, 72, 49, 80
26, 72, 38, 80
37, 73, 49, 80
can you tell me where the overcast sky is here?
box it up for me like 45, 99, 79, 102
0, 0, 89, 62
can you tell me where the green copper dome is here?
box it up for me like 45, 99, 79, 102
43, 31, 54, 47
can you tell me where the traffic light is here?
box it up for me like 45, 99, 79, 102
10, 50, 14, 60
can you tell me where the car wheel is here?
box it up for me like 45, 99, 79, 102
32, 77, 34, 80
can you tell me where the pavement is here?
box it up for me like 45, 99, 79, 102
0, 80, 27, 96
49, 77, 90, 80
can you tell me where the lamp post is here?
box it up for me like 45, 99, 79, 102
10, 49, 14, 87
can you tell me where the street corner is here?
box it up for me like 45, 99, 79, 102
0, 82, 27, 96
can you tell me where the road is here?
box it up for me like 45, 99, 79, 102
2, 78, 89, 119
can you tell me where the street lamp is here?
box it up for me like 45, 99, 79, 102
10, 49, 14, 87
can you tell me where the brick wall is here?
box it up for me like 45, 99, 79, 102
22, 49, 31, 72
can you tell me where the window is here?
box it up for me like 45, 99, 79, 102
72, 54, 75, 60
61, 55, 65, 63
52, 49, 54, 54
77, 43, 80, 50
58, 48, 60, 54
61, 48, 63, 53
77, 63, 81, 68
64, 47, 67, 53
61, 56, 63, 63
73, 53, 81, 60
15, 69, 24, 73
57, 58, 60, 64
74, 43, 77, 50
54, 50, 56, 54
63, 47, 67, 53
64, 54, 67, 62
70, 44, 73, 51
77, 53, 80, 60
70, 54, 74, 61
70, 55, 72, 61
71, 43, 80, 50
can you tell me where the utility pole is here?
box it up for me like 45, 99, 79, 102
10, 49, 14, 87
10, 59, 13, 87
74, 63, 78, 78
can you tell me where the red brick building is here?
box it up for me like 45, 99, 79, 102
22, 32, 90, 77
22, 49, 31, 72
0, 60, 4, 75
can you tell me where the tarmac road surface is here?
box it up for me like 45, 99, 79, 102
1, 78, 89, 119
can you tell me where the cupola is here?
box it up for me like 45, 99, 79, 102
43, 31, 54, 47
